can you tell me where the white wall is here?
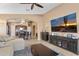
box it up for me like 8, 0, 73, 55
0, 19, 7, 35
10, 23, 15, 36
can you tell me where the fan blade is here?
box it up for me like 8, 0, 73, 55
35, 3, 43, 8
20, 3, 27, 4
31, 3, 34, 10
20, 3, 32, 4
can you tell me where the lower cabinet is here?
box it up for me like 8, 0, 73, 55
49, 35, 78, 54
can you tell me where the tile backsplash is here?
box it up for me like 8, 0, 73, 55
51, 32, 79, 39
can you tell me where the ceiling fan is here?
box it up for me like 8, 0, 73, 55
20, 3, 44, 10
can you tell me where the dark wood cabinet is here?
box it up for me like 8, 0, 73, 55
41, 32, 49, 41
49, 35, 78, 54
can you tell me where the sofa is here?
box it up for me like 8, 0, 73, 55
0, 35, 25, 56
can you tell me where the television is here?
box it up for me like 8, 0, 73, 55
51, 13, 77, 33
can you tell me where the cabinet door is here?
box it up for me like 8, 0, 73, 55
68, 40, 73, 51
67, 40, 77, 54
57, 40, 62, 47
61, 40, 68, 49
49, 36, 57, 45
72, 40, 77, 53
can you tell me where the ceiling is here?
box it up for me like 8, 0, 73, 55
0, 3, 61, 14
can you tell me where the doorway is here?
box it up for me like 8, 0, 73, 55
15, 25, 27, 39
7, 22, 11, 36
14, 21, 37, 40
32, 25, 36, 39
